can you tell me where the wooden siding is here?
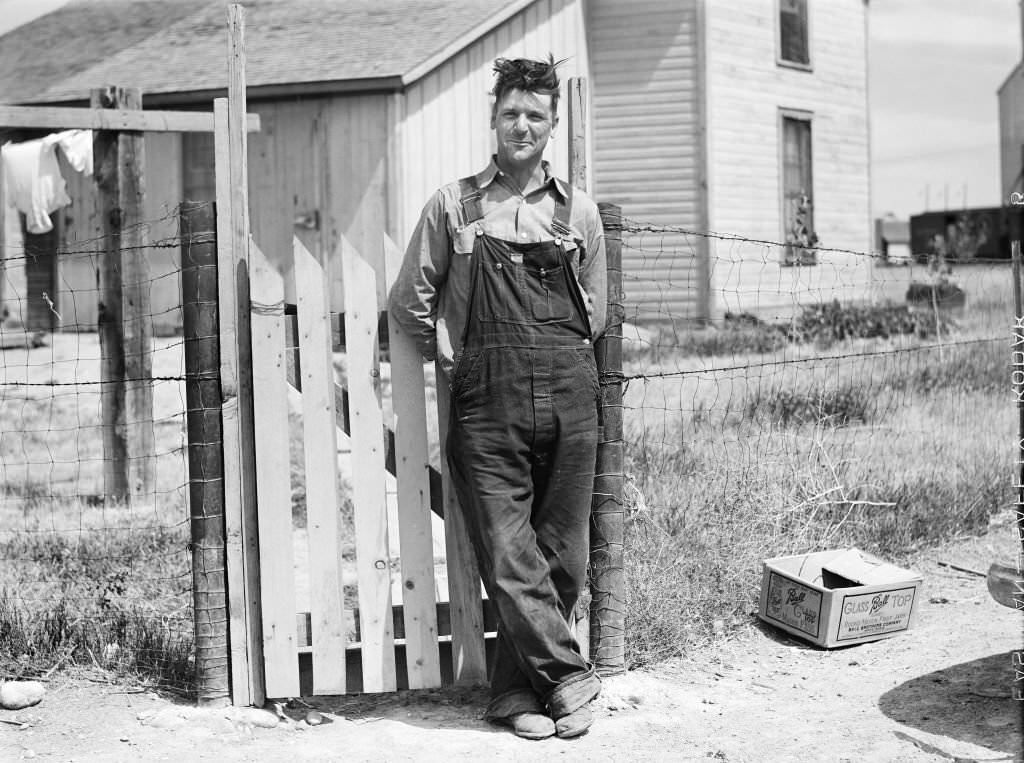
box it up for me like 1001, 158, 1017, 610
704, 0, 872, 322
586, 0, 704, 324
397, 0, 590, 246
999, 64, 1024, 199
248, 95, 389, 311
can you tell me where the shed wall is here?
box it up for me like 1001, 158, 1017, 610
59, 132, 183, 334
247, 94, 390, 309
398, 0, 590, 246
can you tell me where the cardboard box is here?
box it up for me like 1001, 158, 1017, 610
758, 548, 923, 648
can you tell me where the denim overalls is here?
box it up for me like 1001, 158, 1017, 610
446, 175, 602, 720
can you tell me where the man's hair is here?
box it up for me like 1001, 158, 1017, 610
491, 55, 567, 114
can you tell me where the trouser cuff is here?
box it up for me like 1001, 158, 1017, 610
545, 669, 602, 718
485, 688, 546, 720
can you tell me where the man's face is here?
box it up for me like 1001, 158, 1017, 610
491, 87, 557, 171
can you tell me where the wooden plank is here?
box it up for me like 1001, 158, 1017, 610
0, 105, 260, 133
567, 77, 588, 195
282, 316, 447, 522
383, 234, 441, 689
295, 599, 499, 647
228, 7, 267, 706
567, 76, 590, 661
248, 242, 299, 698
435, 373, 487, 685
214, 97, 250, 707
341, 237, 397, 693
293, 238, 347, 695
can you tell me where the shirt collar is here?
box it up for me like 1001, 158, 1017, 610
477, 156, 569, 200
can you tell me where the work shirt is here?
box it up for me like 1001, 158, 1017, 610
388, 157, 607, 376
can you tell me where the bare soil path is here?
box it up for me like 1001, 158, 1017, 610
2, 515, 1021, 763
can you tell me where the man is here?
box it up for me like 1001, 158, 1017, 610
388, 55, 606, 740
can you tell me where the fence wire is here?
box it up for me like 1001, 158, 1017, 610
0, 201, 1014, 683
612, 214, 1013, 668
0, 204, 197, 693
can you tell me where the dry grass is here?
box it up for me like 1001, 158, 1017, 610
0, 261, 1014, 686
621, 293, 1012, 668
0, 334, 193, 691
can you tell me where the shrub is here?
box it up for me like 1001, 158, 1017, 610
745, 385, 873, 427
789, 300, 948, 346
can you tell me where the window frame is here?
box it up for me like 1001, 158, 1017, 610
777, 0, 812, 71
778, 108, 816, 266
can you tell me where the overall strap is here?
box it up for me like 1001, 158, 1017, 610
551, 182, 574, 239
458, 176, 484, 226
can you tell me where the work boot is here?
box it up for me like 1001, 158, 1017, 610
492, 712, 556, 740
555, 704, 593, 739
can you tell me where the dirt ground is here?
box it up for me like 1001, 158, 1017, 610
2, 514, 1021, 763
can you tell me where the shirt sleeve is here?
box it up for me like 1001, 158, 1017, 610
387, 191, 451, 360
578, 199, 608, 339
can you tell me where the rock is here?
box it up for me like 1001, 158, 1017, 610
0, 681, 45, 710
141, 707, 192, 729
305, 710, 324, 726
226, 706, 281, 729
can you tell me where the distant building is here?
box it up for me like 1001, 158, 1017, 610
0, 0, 872, 331
909, 207, 1014, 263
874, 216, 911, 263
590, 0, 872, 322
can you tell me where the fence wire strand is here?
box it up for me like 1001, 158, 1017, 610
1, 203, 203, 692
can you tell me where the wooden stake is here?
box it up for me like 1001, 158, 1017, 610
566, 76, 592, 660
215, 3, 264, 707
92, 86, 154, 504
591, 203, 626, 676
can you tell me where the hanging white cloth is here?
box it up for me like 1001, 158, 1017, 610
1, 129, 93, 234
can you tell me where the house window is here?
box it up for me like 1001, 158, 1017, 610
779, 0, 810, 67
781, 114, 816, 266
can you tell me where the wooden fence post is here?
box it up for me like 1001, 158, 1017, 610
591, 203, 626, 675
566, 76, 593, 659
181, 200, 230, 706
92, 86, 155, 505
214, 2, 265, 707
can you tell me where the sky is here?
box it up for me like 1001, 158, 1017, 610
0, 0, 1021, 222
869, 0, 1021, 219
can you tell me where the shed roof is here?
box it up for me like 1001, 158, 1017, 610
0, 0, 535, 105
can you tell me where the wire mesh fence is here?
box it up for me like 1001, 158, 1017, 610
0, 199, 1014, 688
613, 214, 1013, 667
0, 204, 196, 693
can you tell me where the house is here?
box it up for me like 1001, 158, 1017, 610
0, 0, 871, 331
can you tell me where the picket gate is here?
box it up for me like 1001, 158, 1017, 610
243, 235, 494, 696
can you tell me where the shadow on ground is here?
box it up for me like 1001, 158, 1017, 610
878, 650, 1023, 758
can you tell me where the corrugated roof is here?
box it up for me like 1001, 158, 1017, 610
0, 0, 520, 104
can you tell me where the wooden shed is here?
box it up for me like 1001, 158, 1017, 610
0, 0, 590, 332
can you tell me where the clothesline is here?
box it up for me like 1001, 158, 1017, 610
1, 129, 92, 235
